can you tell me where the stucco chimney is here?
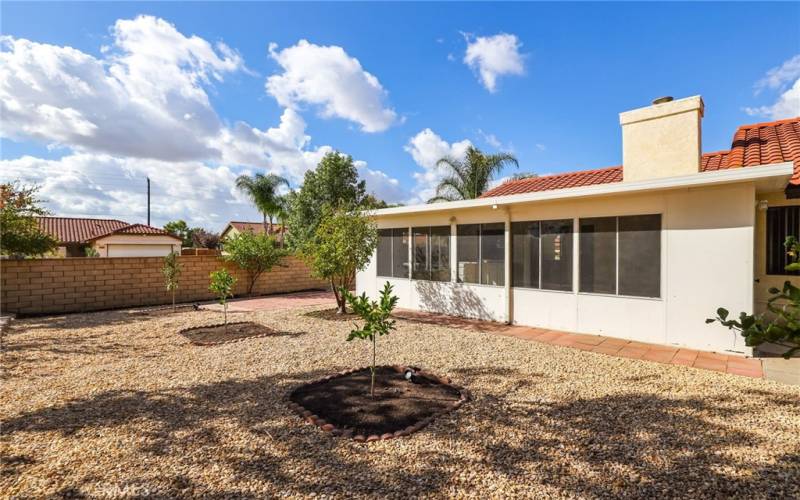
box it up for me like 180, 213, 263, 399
619, 95, 704, 182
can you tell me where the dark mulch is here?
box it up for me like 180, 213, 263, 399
130, 305, 203, 317
302, 309, 358, 322
179, 321, 275, 346
290, 367, 463, 436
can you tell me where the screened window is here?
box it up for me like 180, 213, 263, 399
766, 206, 800, 275
412, 226, 450, 281
540, 220, 573, 291
512, 221, 540, 288
377, 228, 409, 278
456, 223, 505, 286
578, 214, 661, 298
579, 217, 617, 294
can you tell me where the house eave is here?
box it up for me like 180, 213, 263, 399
372, 162, 794, 218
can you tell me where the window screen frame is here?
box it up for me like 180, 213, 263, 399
577, 213, 662, 299
766, 206, 800, 276
411, 225, 451, 282
376, 227, 409, 279
456, 223, 506, 287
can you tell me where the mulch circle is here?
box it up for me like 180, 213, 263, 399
129, 304, 204, 317
288, 365, 469, 442
179, 321, 276, 346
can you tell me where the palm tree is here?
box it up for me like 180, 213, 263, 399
428, 146, 519, 203
273, 194, 290, 247
235, 173, 290, 234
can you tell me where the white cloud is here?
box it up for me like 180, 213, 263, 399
0, 16, 405, 227
535, 143, 546, 151
404, 128, 472, 203
744, 55, 800, 120
463, 33, 525, 93
266, 40, 398, 132
355, 161, 406, 204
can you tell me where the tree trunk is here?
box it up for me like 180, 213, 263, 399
172, 289, 176, 312
223, 302, 228, 331
332, 278, 346, 314
263, 213, 269, 234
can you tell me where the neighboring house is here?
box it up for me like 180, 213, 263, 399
37, 217, 182, 257
357, 95, 800, 355
220, 221, 284, 243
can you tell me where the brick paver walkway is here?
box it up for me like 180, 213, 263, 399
202, 290, 334, 313
394, 309, 764, 379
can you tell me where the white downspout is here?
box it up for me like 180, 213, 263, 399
504, 207, 512, 324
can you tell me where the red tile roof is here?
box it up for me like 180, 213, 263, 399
88, 223, 180, 241
36, 217, 177, 244
481, 117, 800, 198
225, 221, 284, 235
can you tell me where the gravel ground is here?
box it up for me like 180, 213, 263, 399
2, 304, 799, 499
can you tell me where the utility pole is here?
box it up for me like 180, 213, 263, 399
147, 177, 151, 226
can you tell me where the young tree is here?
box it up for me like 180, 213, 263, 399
428, 146, 518, 202
209, 269, 236, 329
235, 173, 290, 234
164, 220, 194, 248
342, 282, 398, 398
0, 182, 58, 257
223, 232, 287, 295
285, 151, 367, 252
306, 208, 378, 314
162, 251, 182, 311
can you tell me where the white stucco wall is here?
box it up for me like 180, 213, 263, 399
93, 235, 181, 257
357, 182, 756, 354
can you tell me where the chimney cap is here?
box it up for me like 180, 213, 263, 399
652, 96, 674, 105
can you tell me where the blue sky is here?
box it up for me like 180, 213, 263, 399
1, 2, 799, 229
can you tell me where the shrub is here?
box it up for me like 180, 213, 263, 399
342, 282, 398, 398
209, 269, 236, 329
0, 182, 58, 257
708, 235, 800, 358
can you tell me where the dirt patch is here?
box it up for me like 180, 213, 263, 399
302, 308, 358, 322
289, 366, 467, 438
179, 321, 275, 345
129, 305, 204, 317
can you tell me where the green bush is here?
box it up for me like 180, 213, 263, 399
223, 232, 286, 295
162, 251, 182, 311
209, 269, 236, 329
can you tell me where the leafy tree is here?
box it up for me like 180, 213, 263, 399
342, 282, 399, 398
306, 208, 378, 314
235, 173, 290, 234
0, 182, 58, 257
191, 228, 221, 249
285, 151, 367, 251
428, 146, 518, 202
162, 251, 182, 311
223, 231, 287, 295
209, 269, 236, 329
708, 236, 800, 358
164, 220, 194, 248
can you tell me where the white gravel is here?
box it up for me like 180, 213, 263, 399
2, 304, 799, 498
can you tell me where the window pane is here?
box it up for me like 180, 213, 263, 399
619, 214, 661, 298
767, 207, 800, 275
481, 223, 505, 286
457, 224, 480, 283
377, 229, 392, 277
392, 228, 409, 278
512, 221, 539, 288
429, 226, 451, 282
412, 228, 429, 280
541, 219, 573, 291
579, 217, 617, 294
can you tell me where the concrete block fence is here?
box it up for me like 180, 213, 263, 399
0, 255, 328, 316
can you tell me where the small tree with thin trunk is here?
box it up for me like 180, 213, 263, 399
306, 207, 378, 314
342, 282, 398, 398
209, 269, 236, 330
223, 232, 287, 295
162, 251, 182, 311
